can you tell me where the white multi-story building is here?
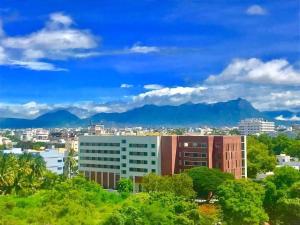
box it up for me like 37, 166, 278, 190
79, 135, 161, 190
238, 118, 275, 135
2, 148, 64, 175
277, 154, 300, 170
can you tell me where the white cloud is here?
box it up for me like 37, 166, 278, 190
2, 58, 300, 118
0, 12, 99, 71
120, 84, 133, 88
143, 84, 164, 90
133, 86, 207, 105
206, 58, 300, 86
129, 43, 159, 54
275, 115, 300, 121
246, 5, 267, 15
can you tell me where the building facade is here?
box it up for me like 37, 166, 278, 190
79, 135, 247, 190
238, 118, 275, 135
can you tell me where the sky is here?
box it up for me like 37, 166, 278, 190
0, 0, 299, 118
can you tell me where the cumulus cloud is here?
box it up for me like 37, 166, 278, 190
129, 43, 159, 54
0, 12, 99, 71
120, 83, 133, 88
133, 86, 207, 105
205, 58, 300, 86
275, 115, 300, 121
246, 5, 267, 15
143, 84, 164, 90
2, 58, 300, 118
129, 59, 300, 111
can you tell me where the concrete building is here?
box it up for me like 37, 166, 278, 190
79, 135, 246, 190
238, 118, 275, 135
277, 154, 300, 170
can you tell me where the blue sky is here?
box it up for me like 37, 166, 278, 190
0, 0, 299, 118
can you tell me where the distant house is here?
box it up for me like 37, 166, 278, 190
276, 154, 300, 170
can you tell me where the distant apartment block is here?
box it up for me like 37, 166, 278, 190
3, 148, 64, 175
79, 135, 247, 190
238, 118, 275, 135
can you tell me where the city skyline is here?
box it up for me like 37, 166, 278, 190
0, 0, 299, 118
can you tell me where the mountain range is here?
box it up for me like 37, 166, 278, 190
0, 98, 299, 128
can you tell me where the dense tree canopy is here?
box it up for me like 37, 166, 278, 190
0, 152, 46, 195
217, 179, 268, 225
142, 173, 195, 199
263, 167, 300, 225
186, 167, 233, 201
247, 136, 277, 178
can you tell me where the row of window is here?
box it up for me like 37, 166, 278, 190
80, 157, 120, 162
80, 142, 120, 147
184, 161, 207, 166
128, 159, 156, 165
80, 150, 120, 154
128, 152, 156, 156
182, 152, 207, 158
80, 164, 120, 169
121, 168, 156, 174
129, 168, 148, 172
128, 143, 156, 148
179, 142, 208, 148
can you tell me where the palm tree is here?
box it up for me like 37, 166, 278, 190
64, 148, 78, 178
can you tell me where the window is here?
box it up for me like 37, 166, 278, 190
57, 159, 62, 162
129, 160, 148, 164
201, 153, 207, 158
57, 167, 62, 170
129, 168, 148, 172
200, 143, 207, 148
192, 142, 198, 147
122, 155, 126, 159
129, 152, 148, 156
122, 170, 126, 174
129, 143, 148, 148
151, 152, 156, 157
122, 147, 126, 151
122, 140, 126, 144
151, 144, 156, 148
122, 163, 126, 167
151, 161, 156, 165
151, 169, 156, 173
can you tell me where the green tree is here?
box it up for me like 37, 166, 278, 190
0, 152, 46, 195
186, 167, 233, 201
247, 136, 276, 178
263, 166, 300, 224
142, 173, 195, 199
116, 178, 133, 193
64, 148, 78, 178
285, 140, 300, 159
217, 179, 268, 225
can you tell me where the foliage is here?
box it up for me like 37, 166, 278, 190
0, 152, 46, 195
0, 176, 123, 225
247, 136, 276, 178
263, 166, 300, 224
0, 144, 5, 150
64, 148, 78, 178
198, 204, 222, 225
104, 192, 201, 225
217, 179, 268, 225
186, 167, 233, 201
16, 141, 47, 150
142, 173, 196, 199
116, 178, 133, 193
253, 133, 300, 159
